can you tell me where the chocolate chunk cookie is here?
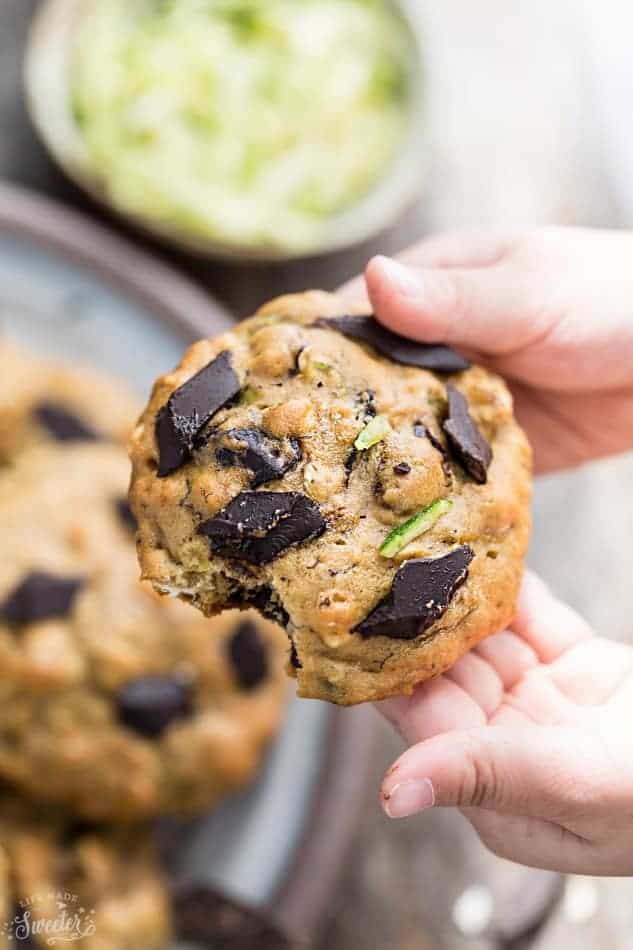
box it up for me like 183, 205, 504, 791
0, 341, 138, 465
0, 441, 287, 819
0, 791, 170, 949
130, 291, 532, 705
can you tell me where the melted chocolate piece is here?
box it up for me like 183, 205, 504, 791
1, 572, 83, 627
215, 427, 301, 487
443, 385, 492, 484
173, 886, 291, 950
199, 491, 326, 565
117, 676, 192, 738
115, 497, 137, 533
34, 402, 100, 442
322, 316, 471, 372
246, 587, 290, 627
155, 350, 240, 477
356, 546, 474, 639
227, 619, 269, 689
393, 461, 411, 475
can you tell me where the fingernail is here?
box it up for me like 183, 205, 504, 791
373, 257, 423, 298
382, 778, 435, 819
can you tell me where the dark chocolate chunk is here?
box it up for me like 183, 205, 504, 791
443, 385, 492, 484
246, 587, 290, 627
1, 572, 83, 627
117, 676, 193, 738
199, 491, 326, 565
393, 461, 411, 475
155, 350, 240, 477
354, 388, 377, 420
173, 886, 291, 950
414, 420, 448, 457
227, 618, 269, 689
426, 428, 448, 458
59, 821, 106, 848
322, 316, 471, 372
356, 546, 474, 639
343, 446, 358, 486
289, 641, 301, 669
34, 401, 100, 442
115, 497, 137, 533
215, 427, 301, 487
289, 345, 305, 376
344, 391, 377, 485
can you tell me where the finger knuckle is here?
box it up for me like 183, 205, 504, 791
456, 736, 498, 809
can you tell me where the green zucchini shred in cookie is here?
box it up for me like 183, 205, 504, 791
379, 499, 453, 559
354, 414, 390, 451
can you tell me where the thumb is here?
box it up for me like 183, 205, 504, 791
380, 724, 611, 820
365, 255, 551, 357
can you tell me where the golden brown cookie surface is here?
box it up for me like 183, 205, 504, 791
0, 442, 287, 819
130, 291, 532, 705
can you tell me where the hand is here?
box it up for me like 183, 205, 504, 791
340, 228, 633, 473
378, 571, 633, 874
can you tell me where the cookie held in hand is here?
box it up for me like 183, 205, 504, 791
130, 291, 532, 704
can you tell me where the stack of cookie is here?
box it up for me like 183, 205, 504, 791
0, 342, 289, 948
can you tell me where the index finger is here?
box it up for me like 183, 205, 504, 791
337, 231, 515, 303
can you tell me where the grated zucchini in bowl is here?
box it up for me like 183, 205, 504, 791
71, 0, 413, 252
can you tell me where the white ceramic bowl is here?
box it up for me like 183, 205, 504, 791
24, 0, 426, 262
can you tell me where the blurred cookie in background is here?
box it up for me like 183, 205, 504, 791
0, 790, 170, 949
0, 340, 139, 465
0, 439, 288, 820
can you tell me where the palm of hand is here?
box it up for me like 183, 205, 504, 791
380, 572, 633, 874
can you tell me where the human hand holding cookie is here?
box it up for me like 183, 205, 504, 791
345, 227, 633, 874
378, 570, 633, 875
342, 227, 633, 473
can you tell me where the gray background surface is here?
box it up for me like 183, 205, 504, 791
3, 2, 633, 948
